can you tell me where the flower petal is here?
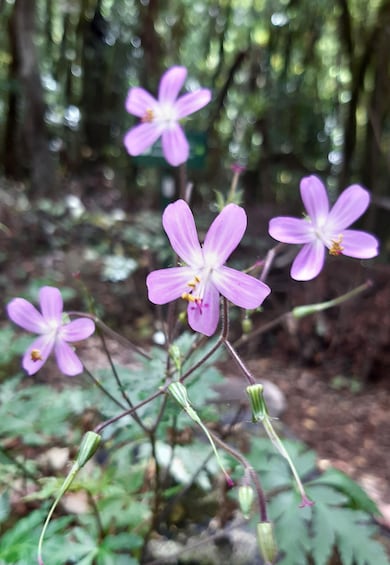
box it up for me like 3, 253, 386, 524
161, 125, 189, 166
39, 287, 63, 324
327, 185, 370, 231
175, 89, 212, 118
60, 318, 95, 342
268, 217, 313, 244
212, 266, 271, 309
158, 66, 187, 103
340, 229, 379, 258
54, 339, 84, 376
7, 298, 46, 334
125, 87, 158, 117
300, 176, 329, 225
22, 334, 55, 375
162, 200, 203, 266
124, 123, 163, 156
203, 204, 246, 266
187, 281, 220, 336
291, 241, 326, 281
147, 267, 196, 304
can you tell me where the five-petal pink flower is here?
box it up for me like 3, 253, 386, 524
7, 286, 95, 376
124, 66, 211, 167
268, 175, 379, 281
147, 200, 271, 336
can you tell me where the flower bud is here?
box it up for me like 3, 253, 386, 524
257, 521, 278, 564
76, 431, 101, 468
246, 384, 268, 422
169, 344, 182, 372
168, 381, 190, 409
242, 316, 253, 334
238, 485, 254, 519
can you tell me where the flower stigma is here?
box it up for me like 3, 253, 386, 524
181, 275, 208, 314
329, 235, 344, 256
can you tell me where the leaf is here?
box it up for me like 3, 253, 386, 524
311, 501, 336, 565
330, 508, 389, 565
311, 467, 380, 515
0, 491, 10, 524
269, 489, 312, 564
0, 509, 72, 564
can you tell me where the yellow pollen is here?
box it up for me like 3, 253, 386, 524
187, 275, 201, 289
182, 292, 198, 303
31, 349, 43, 362
329, 235, 344, 256
141, 109, 154, 123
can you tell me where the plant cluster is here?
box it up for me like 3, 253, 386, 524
0, 66, 387, 565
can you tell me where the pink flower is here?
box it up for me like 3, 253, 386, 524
146, 200, 271, 336
7, 286, 95, 376
124, 66, 211, 167
268, 175, 379, 281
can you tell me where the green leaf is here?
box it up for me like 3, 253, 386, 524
311, 467, 380, 514
331, 508, 389, 565
311, 501, 336, 565
269, 489, 312, 565
0, 491, 10, 524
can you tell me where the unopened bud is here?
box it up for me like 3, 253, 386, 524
178, 311, 187, 324
238, 485, 254, 518
242, 316, 253, 334
257, 521, 277, 564
76, 431, 101, 468
168, 382, 190, 409
169, 344, 182, 372
246, 384, 268, 422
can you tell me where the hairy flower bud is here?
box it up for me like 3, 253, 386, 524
76, 431, 102, 468
246, 383, 268, 422
238, 485, 254, 518
257, 521, 278, 564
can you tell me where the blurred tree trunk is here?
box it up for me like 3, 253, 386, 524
361, 1, 390, 232
4, 0, 54, 194
80, 0, 111, 161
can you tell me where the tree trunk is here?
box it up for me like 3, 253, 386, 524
5, 0, 55, 194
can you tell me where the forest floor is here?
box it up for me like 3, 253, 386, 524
1, 180, 389, 540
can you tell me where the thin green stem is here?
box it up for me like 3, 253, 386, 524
67, 311, 151, 360
83, 365, 127, 410
209, 430, 268, 522
94, 388, 165, 435
223, 339, 256, 386
97, 329, 148, 432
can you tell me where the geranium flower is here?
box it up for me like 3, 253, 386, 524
124, 66, 211, 167
7, 286, 95, 376
147, 200, 271, 336
268, 175, 379, 281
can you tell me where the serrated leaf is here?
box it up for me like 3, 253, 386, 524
331, 508, 389, 565
311, 502, 336, 565
307, 484, 348, 506
269, 489, 312, 564
311, 468, 380, 515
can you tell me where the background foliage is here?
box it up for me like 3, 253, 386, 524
0, 0, 389, 225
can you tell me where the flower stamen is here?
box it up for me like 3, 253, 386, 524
31, 349, 43, 362
329, 235, 344, 256
141, 109, 154, 123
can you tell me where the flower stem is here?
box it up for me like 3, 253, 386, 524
67, 311, 151, 360
83, 365, 127, 410
223, 339, 256, 386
